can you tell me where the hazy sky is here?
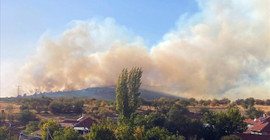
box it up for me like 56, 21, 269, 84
1, 0, 269, 99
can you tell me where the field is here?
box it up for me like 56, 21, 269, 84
0, 101, 21, 114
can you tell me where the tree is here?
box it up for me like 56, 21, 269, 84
0, 126, 9, 140
255, 99, 265, 105
245, 106, 264, 119
235, 99, 244, 105
18, 110, 37, 125
266, 99, 270, 105
53, 127, 82, 140
144, 127, 184, 140
219, 98, 231, 105
199, 107, 211, 115
134, 126, 146, 140
166, 104, 198, 138
144, 112, 166, 129
241, 98, 255, 109
23, 121, 39, 134
40, 119, 60, 140
89, 120, 117, 140
49, 101, 63, 114
115, 124, 135, 140
116, 67, 142, 123
202, 107, 246, 139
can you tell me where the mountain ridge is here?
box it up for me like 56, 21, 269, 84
28, 86, 183, 100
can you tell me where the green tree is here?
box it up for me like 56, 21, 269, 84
202, 107, 246, 140
144, 112, 166, 129
89, 120, 117, 140
241, 98, 255, 109
40, 119, 60, 140
134, 126, 146, 140
18, 110, 37, 125
53, 127, 81, 140
145, 127, 176, 140
116, 124, 135, 140
116, 67, 143, 123
245, 106, 264, 119
22, 121, 39, 134
166, 104, 189, 135
0, 126, 9, 140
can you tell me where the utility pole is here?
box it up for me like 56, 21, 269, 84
17, 85, 20, 97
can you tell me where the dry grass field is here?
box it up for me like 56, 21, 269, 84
0, 101, 21, 114
255, 105, 270, 113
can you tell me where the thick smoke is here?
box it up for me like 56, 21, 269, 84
4, 0, 270, 99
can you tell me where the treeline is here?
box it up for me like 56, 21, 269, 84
49, 98, 85, 114
19, 96, 85, 114
142, 97, 270, 109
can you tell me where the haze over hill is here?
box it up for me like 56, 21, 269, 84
27, 86, 181, 100
1, 0, 270, 99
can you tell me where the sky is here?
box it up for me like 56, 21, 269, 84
1, 0, 199, 61
1, 0, 269, 99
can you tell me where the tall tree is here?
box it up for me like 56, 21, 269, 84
128, 67, 143, 114
116, 67, 143, 123
116, 68, 129, 121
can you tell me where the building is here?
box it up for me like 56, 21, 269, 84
245, 114, 270, 135
59, 115, 95, 134
236, 114, 270, 140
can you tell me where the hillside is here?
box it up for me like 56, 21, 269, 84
28, 86, 183, 100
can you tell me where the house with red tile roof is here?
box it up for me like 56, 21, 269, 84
237, 114, 270, 140
245, 114, 270, 135
59, 114, 95, 134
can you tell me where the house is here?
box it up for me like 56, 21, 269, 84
236, 114, 270, 140
59, 114, 95, 134
245, 114, 270, 135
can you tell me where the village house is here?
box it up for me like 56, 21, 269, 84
59, 114, 95, 134
237, 114, 270, 140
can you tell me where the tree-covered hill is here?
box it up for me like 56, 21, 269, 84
27, 86, 183, 100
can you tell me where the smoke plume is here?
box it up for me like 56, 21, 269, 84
3, 0, 270, 99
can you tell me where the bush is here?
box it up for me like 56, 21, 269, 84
221, 135, 240, 140
18, 110, 37, 125
0, 126, 9, 139
23, 121, 39, 134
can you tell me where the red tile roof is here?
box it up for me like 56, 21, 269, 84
74, 117, 95, 128
245, 114, 270, 133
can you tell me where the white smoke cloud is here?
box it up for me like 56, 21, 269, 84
1, 0, 270, 99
